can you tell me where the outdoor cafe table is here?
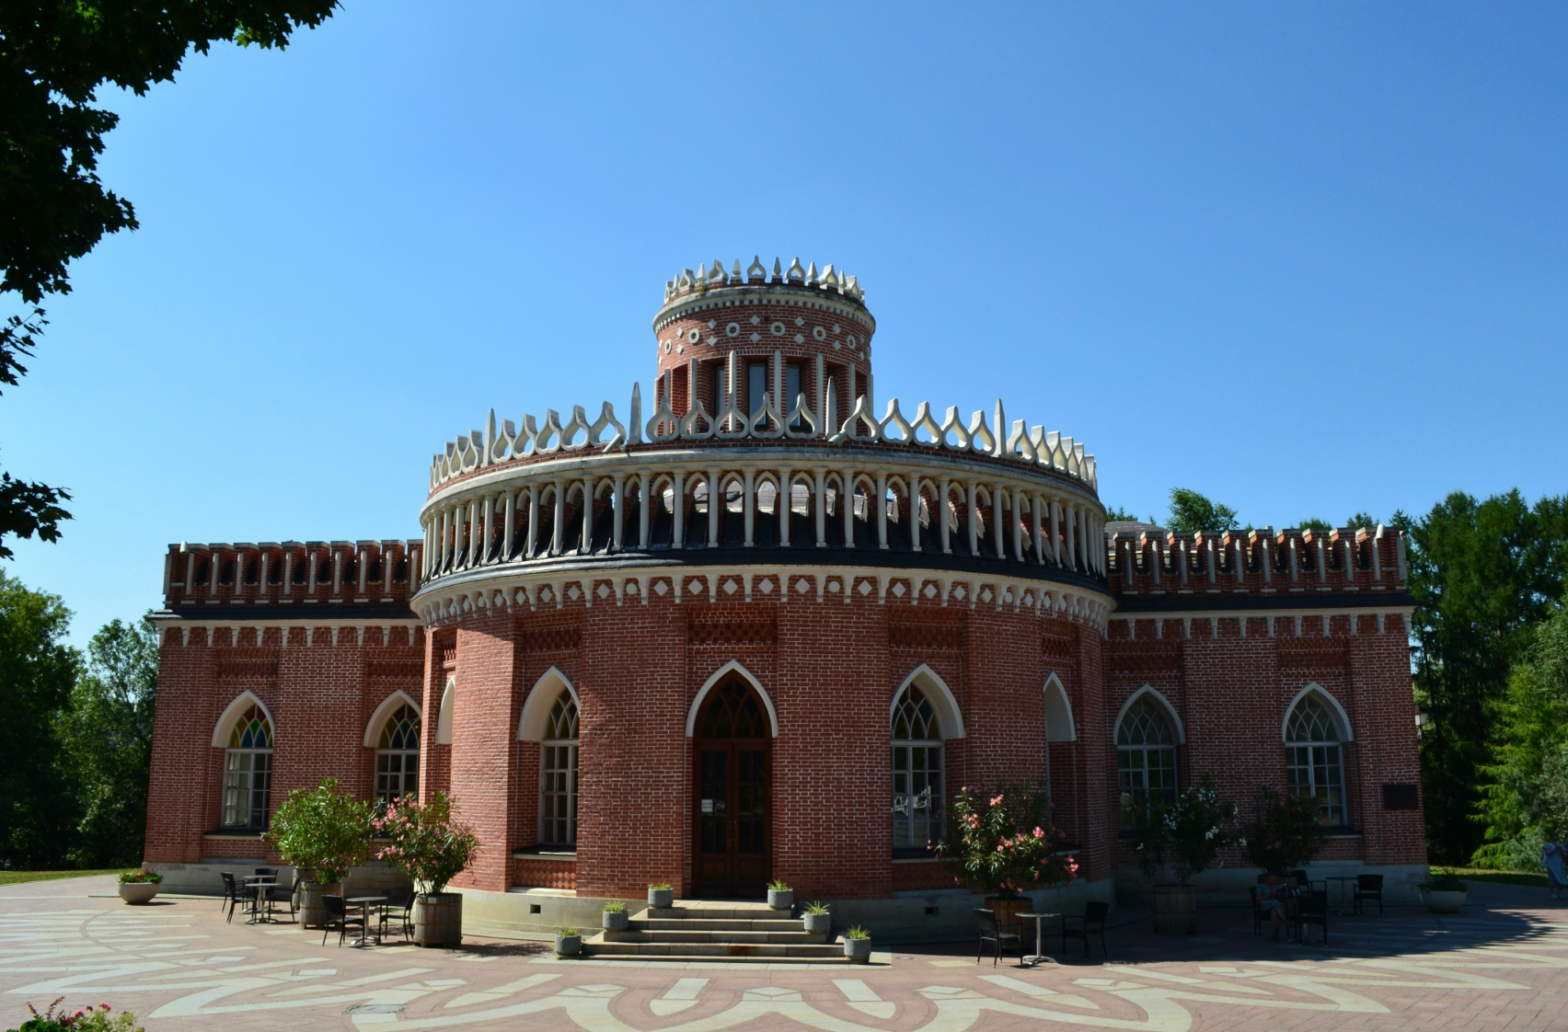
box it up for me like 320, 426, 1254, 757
1325, 875, 1357, 915
1017, 911, 1060, 967
346, 896, 388, 947
242, 878, 276, 925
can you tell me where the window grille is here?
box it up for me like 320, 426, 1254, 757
1116, 696, 1177, 827
891, 685, 943, 849
222, 704, 273, 830
375, 703, 421, 807
1286, 695, 1346, 826
540, 691, 579, 846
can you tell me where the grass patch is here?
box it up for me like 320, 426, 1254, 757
1446, 868, 1548, 888
0, 869, 122, 886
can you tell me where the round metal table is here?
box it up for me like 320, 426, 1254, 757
1017, 911, 1060, 966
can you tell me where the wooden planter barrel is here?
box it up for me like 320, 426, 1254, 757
1152, 885, 1197, 934
413, 893, 463, 948
984, 896, 1032, 937
298, 881, 341, 929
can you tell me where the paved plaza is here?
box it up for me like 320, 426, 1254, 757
3, 876, 1567, 1032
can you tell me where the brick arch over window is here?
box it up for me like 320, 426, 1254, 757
892, 664, 966, 739
1112, 684, 1185, 745
685, 660, 778, 738
363, 689, 422, 747
1280, 683, 1354, 742
210, 690, 275, 747
1043, 672, 1076, 743
518, 667, 581, 741
436, 675, 454, 745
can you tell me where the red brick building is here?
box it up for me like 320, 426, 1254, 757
146, 258, 1426, 936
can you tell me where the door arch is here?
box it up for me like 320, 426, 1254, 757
692, 674, 771, 898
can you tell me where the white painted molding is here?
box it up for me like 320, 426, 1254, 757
893, 663, 966, 740
1043, 672, 1076, 743
685, 659, 779, 739
436, 676, 455, 745
518, 666, 580, 742
362, 688, 422, 748
210, 690, 274, 748
1281, 681, 1355, 742
1113, 684, 1186, 745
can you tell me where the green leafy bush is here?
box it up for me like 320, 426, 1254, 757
115, 870, 160, 884
12, 998, 142, 1031
1237, 786, 1326, 876
263, 778, 374, 883
374, 791, 478, 896
1132, 774, 1239, 886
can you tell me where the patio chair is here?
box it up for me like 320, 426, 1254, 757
1250, 886, 1268, 936
1062, 901, 1109, 958
380, 889, 415, 942
1353, 874, 1384, 916
269, 872, 302, 922
974, 909, 1021, 966
1294, 889, 1329, 946
220, 872, 255, 924
320, 894, 365, 948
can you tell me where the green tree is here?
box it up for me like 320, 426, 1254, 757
1104, 505, 1140, 522
0, 2, 339, 556
1165, 488, 1239, 534
61, 614, 158, 867
0, 571, 79, 867
1407, 490, 1568, 863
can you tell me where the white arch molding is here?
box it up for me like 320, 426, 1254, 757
1281, 682, 1355, 742
891, 664, 966, 740
362, 689, 422, 748
684, 660, 780, 739
518, 666, 581, 741
1112, 684, 1186, 745
210, 690, 275, 748
436, 676, 455, 745
1043, 672, 1076, 743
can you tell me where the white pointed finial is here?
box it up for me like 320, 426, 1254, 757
806, 261, 818, 285
772, 257, 783, 283
732, 258, 742, 280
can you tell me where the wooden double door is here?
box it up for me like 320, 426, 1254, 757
692, 677, 770, 898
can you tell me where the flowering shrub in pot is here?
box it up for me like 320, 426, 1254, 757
375, 791, 479, 948
263, 778, 374, 927
1130, 774, 1239, 934
116, 870, 161, 905
1238, 786, 1326, 877
934, 780, 1076, 934
14, 999, 142, 1030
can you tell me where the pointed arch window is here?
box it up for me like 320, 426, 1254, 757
540, 691, 579, 846
222, 705, 273, 830
891, 685, 944, 849
1286, 695, 1346, 826
1116, 696, 1176, 827
375, 704, 421, 807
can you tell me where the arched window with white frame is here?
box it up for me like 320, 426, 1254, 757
540, 690, 579, 846
375, 704, 421, 807
1285, 692, 1348, 826
891, 685, 944, 849
1116, 694, 1177, 827
222, 703, 273, 830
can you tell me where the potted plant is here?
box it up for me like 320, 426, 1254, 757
117, 869, 162, 904
843, 924, 872, 963
1238, 786, 1327, 881
767, 879, 794, 909
17, 1000, 143, 1030
648, 882, 674, 909
1420, 869, 1468, 913
555, 926, 582, 956
375, 791, 480, 948
935, 780, 1077, 936
602, 900, 629, 931
802, 900, 832, 936
264, 777, 374, 927
1132, 774, 1239, 934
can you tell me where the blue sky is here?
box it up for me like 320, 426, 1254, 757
4, 2, 1565, 643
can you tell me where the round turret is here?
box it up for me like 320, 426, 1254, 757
653, 257, 874, 429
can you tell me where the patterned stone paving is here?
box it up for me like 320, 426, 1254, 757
3, 876, 1568, 1031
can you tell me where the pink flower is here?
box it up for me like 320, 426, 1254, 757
1032, 827, 1044, 839
989, 795, 1004, 807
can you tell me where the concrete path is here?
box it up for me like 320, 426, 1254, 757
3, 874, 1567, 1031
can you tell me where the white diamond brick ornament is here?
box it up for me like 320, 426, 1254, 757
796, 578, 811, 594
980, 588, 993, 603
749, 332, 761, 342
539, 587, 554, 603
688, 579, 704, 594
654, 580, 669, 596
723, 579, 738, 595
953, 585, 966, 601
596, 583, 611, 599
757, 578, 774, 594
857, 579, 873, 595
922, 582, 937, 598
567, 584, 582, 601
892, 581, 907, 597
794, 334, 805, 344
794, 315, 805, 327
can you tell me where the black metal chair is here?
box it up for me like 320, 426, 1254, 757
1288, 869, 1310, 887
379, 889, 414, 941
1062, 901, 1109, 957
254, 866, 278, 880
1250, 886, 1268, 936
220, 872, 255, 924
321, 894, 365, 947
1354, 874, 1384, 916
974, 908, 1021, 966
1294, 889, 1329, 945
270, 872, 302, 922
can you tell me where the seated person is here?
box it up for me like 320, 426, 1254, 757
1256, 874, 1292, 941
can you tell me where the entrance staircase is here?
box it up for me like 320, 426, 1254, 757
584, 900, 848, 963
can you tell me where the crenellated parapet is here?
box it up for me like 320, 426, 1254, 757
159, 539, 423, 610
1106, 524, 1407, 596
662, 257, 865, 305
